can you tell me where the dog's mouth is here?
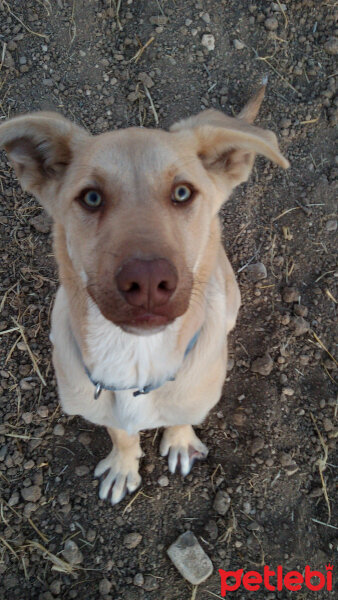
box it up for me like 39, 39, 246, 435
118, 312, 172, 335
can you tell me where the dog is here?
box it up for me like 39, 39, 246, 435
0, 83, 289, 505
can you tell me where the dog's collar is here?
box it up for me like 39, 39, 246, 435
81, 329, 201, 400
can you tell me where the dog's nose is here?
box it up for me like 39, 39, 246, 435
115, 258, 178, 309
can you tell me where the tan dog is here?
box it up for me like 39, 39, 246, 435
0, 85, 288, 505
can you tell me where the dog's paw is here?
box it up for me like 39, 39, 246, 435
94, 448, 141, 505
160, 425, 208, 476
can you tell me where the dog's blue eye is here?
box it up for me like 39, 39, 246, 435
82, 190, 103, 209
172, 184, 193, 203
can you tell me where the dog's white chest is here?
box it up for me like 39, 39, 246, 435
85, 300, 183, 392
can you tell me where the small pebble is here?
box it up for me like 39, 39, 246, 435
251, 353, 273, 376
282, 387, 294, 396
233, 39, 245, 50
326, 219, 337, 232
201, 34, 215, 51
62, 540, 83, 565
99, 579, 112, 596
324, 37, 338, 56
158, 475, 169, 487
264, 17, 278, 31
21, 485, 41, 502
53, 424, 65, 436
246, 262, 267, 281
251, 437, 264, 456
283, 287, 300, 303
124, 532, 142, 549
133, 573, 144, 587
213, 490, 231, 515
290, 317, 310, 336
323, 418, 333, 432
75, 465, 90, 476
167, 531, 213, 584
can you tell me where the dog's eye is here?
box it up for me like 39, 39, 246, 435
172, 184, 194, 204
81, 190, 103, 210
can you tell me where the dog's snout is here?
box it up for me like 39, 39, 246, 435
116, 258, 178, 310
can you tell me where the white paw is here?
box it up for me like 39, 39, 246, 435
94, 448, 141, 505
160, 426, 208, 476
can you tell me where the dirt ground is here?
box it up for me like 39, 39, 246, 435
0, 1, 337, 599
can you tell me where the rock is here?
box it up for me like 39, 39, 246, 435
282, 387, 294, 396
49, 580, 61, 595
22, 412, 33, 424
99, 579, 112, 595
201, 34, 215, 51
201, 13, 211, 24
251, 437, 264, 456
294, 304, 308, 317
29, 213, 52, 234
323, 418, 333, 432
324, 37, 338, 56
62, 540, 83, 565
149, 15, 168, 25
247, 520, 262, 531
213, 490, 231, 516
246, 262, 267, 281
233, 39, 245, 50
138, 72, 154, 88
167, 531, 213, 584
53, 424, 65, 436
133, 573, 144, 587
158, 475, 169, 487
326, 219, 337, 232
142, 575, 159, 591
21, 485, 41, 502
3, 50, 15, 69
204, 519, 218, 540
58, 491, 70, 506
251, 353, 273, 376
279, 452, 293, 467
124, 532, 142, 549
75, 465, 90, 476
227, 357, 235, 371
290, 316, 310, 336
283, 287, 300, 303
264, 17, 278, 31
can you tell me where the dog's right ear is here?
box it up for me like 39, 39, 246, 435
0, 112, 88, 212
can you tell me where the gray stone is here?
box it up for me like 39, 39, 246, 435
21, 485, 41, 502
124, 532, 142, 549
233, 39, 245, 50
62, 540, 83, 565
251, 437, 264, 456
213, 490, 231, 516
265, 17, 278, 31
167, 531, 213, 584
324, 37, 338, 55
246, 262, 267, 281
158, 475, 169, 487
99, 579, 112, 595
326, 219, 337, 232
251, 353, 273, 376
283, 287, 300, 303
290, 316, 310, 336
201, 34, 215, 51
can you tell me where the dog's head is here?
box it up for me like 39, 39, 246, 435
0, 86, 289, 334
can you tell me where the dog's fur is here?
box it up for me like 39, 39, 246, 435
0, 85, 289, 504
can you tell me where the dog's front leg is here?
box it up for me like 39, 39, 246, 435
95, 428, 142, 505
160, 425, 208, 476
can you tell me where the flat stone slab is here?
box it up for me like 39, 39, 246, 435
167, 531, 213, 585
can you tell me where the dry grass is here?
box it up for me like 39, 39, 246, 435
310, 412, 331, 523
2, 1, 48, 39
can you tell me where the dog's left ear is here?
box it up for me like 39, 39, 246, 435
170, 84, 289, 192
0, 112, 88, 211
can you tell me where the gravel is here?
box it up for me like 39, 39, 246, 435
167, 531, 213, 584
